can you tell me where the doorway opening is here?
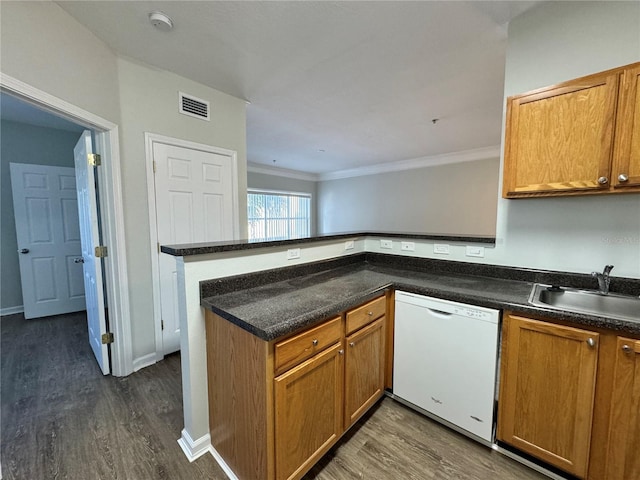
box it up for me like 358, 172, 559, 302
1, 74, 132, 376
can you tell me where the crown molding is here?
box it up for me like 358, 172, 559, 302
247, 162, 319, 181
317, 145, 501, 181
248, 145, 501, 183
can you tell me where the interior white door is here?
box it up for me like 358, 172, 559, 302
74, 130, 110, 375
153, 142, 236, 355
10, 163, 86, 319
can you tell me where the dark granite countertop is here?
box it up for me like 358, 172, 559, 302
161, 231, 495, 256
201, 257, 640, 341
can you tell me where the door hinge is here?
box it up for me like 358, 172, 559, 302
153, 160, 157, 173
157, 242, 160, 253
161, 320, 164, 331
88, 153, 102, 166
101, 332, 114, 344
95, 246, 108, 258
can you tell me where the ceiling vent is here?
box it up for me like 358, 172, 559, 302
179, 92, 210, 121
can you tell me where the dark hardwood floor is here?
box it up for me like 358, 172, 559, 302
1, 312, 546, 480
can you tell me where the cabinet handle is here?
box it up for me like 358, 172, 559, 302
587, 338, 596, 347
338, 349, 344, 355
618, 173, 629, 183
597, 176, 608, 185
367, 311, 373, 316
622, 344, 632, 354
312, 339, 318, 346
349, 342, 355, 347
19, 248, 29, 254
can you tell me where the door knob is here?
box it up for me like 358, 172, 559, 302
74, 258, 85, 264
19, 248, 29, 254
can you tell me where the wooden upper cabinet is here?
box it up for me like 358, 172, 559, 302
605, 337, 640, 480
612, 65, 640, 189
503, 62, 640, 198
497, 314, 599, 478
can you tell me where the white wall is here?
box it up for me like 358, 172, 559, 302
1, 3, 248, 370
318, 158, 499, 236
494, 1, 640, 278
0, 1, 120, 124
116, 58, 247, 364
0, 121, 81, 312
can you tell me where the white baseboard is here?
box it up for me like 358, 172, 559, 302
209, 444, 239, 480
0, 305, 24, 316
132, 353, 156, 372
177, 429, 211, 462
177, 430, 238, 479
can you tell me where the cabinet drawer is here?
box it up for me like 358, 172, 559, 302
346, 296, 385, 335
275, 316, 342, 374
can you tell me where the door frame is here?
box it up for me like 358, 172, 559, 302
1, 73, 133, 377
144, 132, 240, 361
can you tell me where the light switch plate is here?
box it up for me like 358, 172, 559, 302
466, 246, 485, 258
380, 239, 393, 249
287, 248, 301, 260
434, 244, 450, 254
345, 240, 355, 250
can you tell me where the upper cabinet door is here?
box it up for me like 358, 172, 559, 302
503, 70, 619, 197
612, 64, 640, 189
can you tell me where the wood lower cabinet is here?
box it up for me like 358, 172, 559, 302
605, 337, 640, 480
344, 317, 385, 428
497, 314, 599, 478
274, 342, 344, 480
205, 294, 388, 480
503, 61, 640, 198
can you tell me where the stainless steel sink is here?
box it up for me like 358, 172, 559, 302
529, 284, 640, 323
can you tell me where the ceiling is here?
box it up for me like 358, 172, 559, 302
1, 93, 85, 133
55, 1, 542, 174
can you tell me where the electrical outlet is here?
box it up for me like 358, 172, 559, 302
345, 240, 355, 250
287, 248, 301, 260
466, 246, 485, 258
401, 241, 415, 252
434, 244, 450, 254
380, 239, 393, 249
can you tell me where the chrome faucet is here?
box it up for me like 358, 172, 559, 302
591, 265, 614, 295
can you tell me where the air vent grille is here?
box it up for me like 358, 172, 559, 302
179, 92, 210, 121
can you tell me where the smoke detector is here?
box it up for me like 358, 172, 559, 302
149, 11, 173, 32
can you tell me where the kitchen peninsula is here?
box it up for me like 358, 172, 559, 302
162, 232, 640, 480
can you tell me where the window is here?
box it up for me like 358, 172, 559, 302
248, 190, 311, 242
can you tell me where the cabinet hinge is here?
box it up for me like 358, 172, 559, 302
95, 246, 108, 258
153, 160, 157, 173
157, 242, 160, 253
101, 332, 114, 344
88, 153, 101, 166
161, 320, 164, 331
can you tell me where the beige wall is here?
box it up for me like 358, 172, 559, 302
318, 158, 499, 236
117, 57, 247, 362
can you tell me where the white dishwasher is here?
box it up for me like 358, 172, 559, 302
393, 291, 500, 443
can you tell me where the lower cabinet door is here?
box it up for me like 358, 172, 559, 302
344, 318, 385, 428
497, 314, 599, 478
605, 337, 640, 480
274, 342, 344, 480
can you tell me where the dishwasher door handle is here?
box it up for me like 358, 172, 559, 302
425, 308, 453, 317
